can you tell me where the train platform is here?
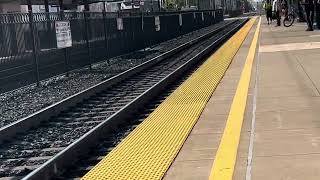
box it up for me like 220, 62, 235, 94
165, 18, 320, 180
81, 16, 320, 180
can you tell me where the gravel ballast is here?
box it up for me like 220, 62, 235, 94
0, 21, 228, 128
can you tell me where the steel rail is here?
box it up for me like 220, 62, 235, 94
22, 19, 247, 180
0, 20, 238, 144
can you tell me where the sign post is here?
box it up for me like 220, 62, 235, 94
55, 20, 72, 76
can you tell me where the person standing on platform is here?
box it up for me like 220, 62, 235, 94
298, 0, 306, 22
265, 0, 273, 24
281, 0, 289, 18
316, 0, 320, 29
302, 0, 315, 31
273, 0, 281, 26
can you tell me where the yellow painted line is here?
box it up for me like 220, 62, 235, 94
209, 17, 261, 180
82, 18, 256, 180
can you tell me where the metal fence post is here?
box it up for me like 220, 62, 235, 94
44, 0, 52, 49
84, 11, 92, 70
102, 3, 109, 62
59, 6, 69, 77
141, 12, 146, 52
131, 16, 135, 51
64, 41, 70, 77
178, 14, 182, 37
28, 9, 40, 86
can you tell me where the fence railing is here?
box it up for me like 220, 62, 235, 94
0, 9, 223, 93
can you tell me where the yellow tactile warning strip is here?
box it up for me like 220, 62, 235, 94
209, 17, 261, 180
82, 18, 256, 180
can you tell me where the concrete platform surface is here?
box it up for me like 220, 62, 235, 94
164, 16, 320, 180
238, 17, 320, 180
163, 18, 258, 180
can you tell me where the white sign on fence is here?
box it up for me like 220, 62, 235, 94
155, 16, 160, 31
55, 21, 72, 49
117, 18, 124, 30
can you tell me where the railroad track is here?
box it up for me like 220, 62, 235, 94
0, 19, 247, 180
0, 20, 230, 129
56, 68, 190, 180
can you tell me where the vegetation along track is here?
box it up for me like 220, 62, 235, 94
0, 19, 247, 180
